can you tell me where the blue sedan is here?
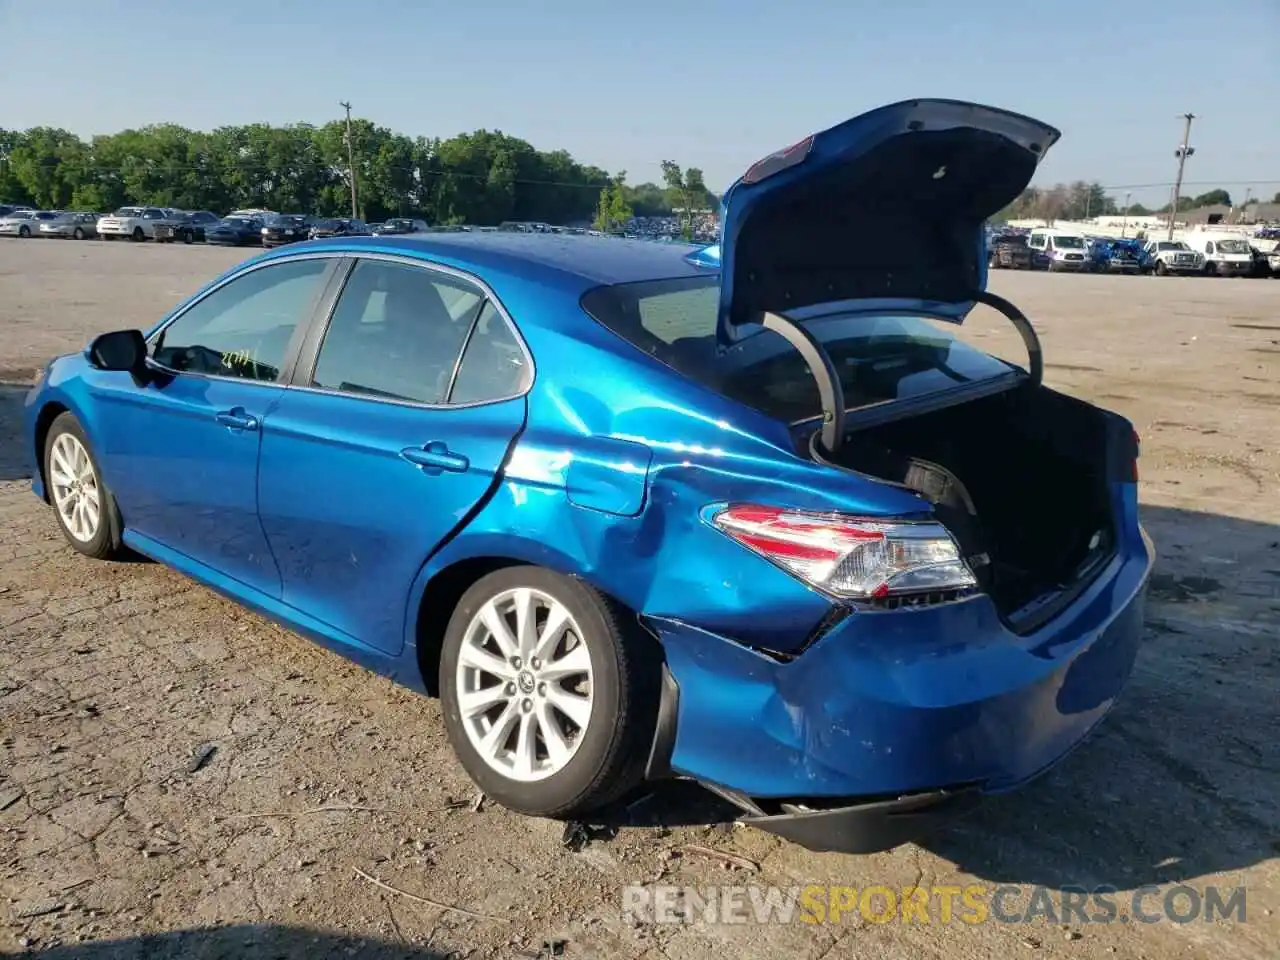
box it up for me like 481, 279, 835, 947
23, 99, 1152, 853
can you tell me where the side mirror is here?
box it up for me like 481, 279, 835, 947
87, 329, 149, 383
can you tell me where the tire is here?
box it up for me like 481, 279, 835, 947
102, 234, 114, 241
73, 227, 85, 240
1155, 261, 1168, 276
42, 412, 124, 561
182, 230, 193, 245
18, 225, 30, 238
439, 567, 660, 819
131, 227, 144, 242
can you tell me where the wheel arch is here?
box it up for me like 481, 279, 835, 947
407, 539, 649, 697
32, 400, 71, 502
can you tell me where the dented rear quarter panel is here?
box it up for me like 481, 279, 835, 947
408, 273, 933, 655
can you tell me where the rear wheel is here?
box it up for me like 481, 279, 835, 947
43, 412, 123, 560
18, 225, 30, 238
72, 227, 85, 240
1155, 261, 1168, 276
439, 567, 659, 818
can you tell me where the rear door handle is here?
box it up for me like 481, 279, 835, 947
401, 441, 469, 474
215, 407, 259, 431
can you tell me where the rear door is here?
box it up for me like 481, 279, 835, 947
257, 255, 532, 654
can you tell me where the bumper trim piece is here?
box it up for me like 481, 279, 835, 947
740, 785, 983, 854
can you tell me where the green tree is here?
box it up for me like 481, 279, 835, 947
593, 171, 633, 233
661, 161, 710, 239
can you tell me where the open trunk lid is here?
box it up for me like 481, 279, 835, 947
714, 99, 1060, 340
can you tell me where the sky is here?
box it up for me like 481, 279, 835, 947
2, 0, 1277, 208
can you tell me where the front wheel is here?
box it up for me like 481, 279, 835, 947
43, 412, 124, 560
18, 225, 30, 238
131, 227, 144, 242
72, 227, 85, 240
440, 567, 660, 819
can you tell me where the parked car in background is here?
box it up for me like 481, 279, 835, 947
261, 214, 315, 248
0, 209, 60, 237
309, 217, 370, 239
154, 210, 221, 244
97, 207, 179, 241
1266, 246, 1280, 278
38, 212, 99, 240
21, 99, 1153, 855
1140, 239, 1203, 275
1027, 229, 1090, 271
1247, 244, 1273, 278
0, 203, 35, 219
230, 208, 277, 220
1183, 231, 1254, 277
372, 217, 430, 236
987, 232, 1033, 269
205, 215, 267, 246
1087, 237, 1143, 274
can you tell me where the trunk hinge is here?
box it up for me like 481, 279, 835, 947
972, 290, 1043, 386
761, 311, 846, 455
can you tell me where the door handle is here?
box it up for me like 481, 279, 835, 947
215, 407, 259, 431
401, 441, 469, 474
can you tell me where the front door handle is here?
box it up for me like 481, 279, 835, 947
215, 407, 259, 431
401, 441, 469, 474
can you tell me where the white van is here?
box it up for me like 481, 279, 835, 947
1181, 231, 1253, 277
1027, 228, 1090, 272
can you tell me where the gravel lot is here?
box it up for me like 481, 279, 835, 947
1, 239, 1277, 960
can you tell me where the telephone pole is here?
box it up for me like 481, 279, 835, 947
339, 101, 359, 219
1167, 113, 1195, 241
1121, 190, 1131, 237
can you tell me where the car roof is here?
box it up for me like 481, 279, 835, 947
294, 232, 713, 290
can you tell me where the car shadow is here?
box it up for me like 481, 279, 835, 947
0, 379, 34, 482
25, 924, 453, 959
917, 503, 1278, 890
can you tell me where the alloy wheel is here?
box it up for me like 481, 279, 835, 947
49, 433, 101, 543
455, 587, 594, 783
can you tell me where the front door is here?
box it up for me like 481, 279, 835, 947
90, 255, 337, 596
257, 257, 532, 654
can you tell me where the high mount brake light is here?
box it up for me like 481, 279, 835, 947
741, 135, 815, 185
712, 504, 977, 600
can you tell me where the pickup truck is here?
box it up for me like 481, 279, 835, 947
96, 206, 181, 241
1140, 239, 1204, 276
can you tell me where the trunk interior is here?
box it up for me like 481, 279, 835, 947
816, 384, 1131, 630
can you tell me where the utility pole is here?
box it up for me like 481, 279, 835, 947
1167, 112, 1195, 241
339, 101, 359, 219
1122, 190, 1131, 237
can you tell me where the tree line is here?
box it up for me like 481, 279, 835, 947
0, 120, 712, 225
995, 182, 1268, 223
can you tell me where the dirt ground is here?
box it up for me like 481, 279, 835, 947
1, 239, 1277, 960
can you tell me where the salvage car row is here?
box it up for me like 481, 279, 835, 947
988, 226, 1279, 278
0, 203, 436, 247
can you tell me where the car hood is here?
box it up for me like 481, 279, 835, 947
714, 98, 1059, 344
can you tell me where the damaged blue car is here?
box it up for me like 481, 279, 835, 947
24, 99, 1152, 853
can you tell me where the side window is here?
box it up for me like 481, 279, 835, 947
311, 259, 483, 404
152, 257, 331, 382
1204, 242, 1214, 255
449, 302, 531, 404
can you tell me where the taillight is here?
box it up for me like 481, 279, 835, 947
711, 504, 977, 601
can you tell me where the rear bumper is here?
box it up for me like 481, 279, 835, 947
647, 492, 1152, 852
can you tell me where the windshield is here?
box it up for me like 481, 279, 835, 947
1052, 236, 1085, 249
1216, 239, 1249, 254
1156, 242, 1188, 251
995, 235, 1027, 247
581, 276, 1016, 424
115, 207, 144, 217
221, 217, 257, 228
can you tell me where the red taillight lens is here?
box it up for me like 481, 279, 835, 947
712, 504, 978, 600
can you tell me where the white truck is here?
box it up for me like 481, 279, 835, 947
1140, 239, 1205, 276
96, 206, 181, 241
1181, 230, 1254, 277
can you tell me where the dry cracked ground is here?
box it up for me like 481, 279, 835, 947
1, 240, 1277, 960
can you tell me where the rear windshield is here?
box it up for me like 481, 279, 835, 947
581, 276, 1016, 424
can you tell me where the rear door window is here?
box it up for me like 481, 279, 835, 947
310, 259, 484, 405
